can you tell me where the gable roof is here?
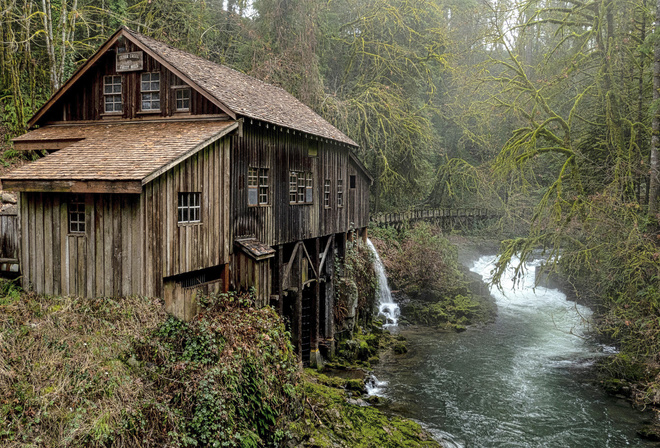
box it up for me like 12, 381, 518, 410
2, 120, 237, 193
28, 27, 358, 148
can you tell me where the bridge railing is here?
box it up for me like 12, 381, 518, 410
369, 207, 502, 227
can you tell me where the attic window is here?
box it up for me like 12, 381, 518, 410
103, 75, 122, 113
175, 88, 190, 111
350, 175, 356, 189
141, 72, 160, 111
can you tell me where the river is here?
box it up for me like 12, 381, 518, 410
371, 254, 657, 448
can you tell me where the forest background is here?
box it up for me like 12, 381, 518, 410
3, 0, 660, 402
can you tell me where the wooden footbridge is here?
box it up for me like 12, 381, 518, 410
369, 208, 501, 229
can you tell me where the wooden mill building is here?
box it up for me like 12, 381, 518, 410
1, 27, 371, 363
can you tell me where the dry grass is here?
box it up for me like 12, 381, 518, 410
0, 289, 167, 447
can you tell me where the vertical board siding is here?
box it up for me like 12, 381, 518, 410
0, 213, 19, 261
231, 122, 370, 248
143, 137, 230, 298
20, 192, 142, 297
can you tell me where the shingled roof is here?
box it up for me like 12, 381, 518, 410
130, 29, 356, 146
28, 27, 357, 148
3, 120, 237, 187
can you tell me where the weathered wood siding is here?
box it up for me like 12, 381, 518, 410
231, 121, 370, 248
40, 40, 224, 124
347, 158, 370, 230
143, 137, 231, 298
0, 212, 19, 261
234, 251, 272, 307
19, 192, 142, 297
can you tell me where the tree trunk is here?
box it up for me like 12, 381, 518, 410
649, 0, 660, 219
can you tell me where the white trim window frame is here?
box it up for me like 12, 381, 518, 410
103, 75, 122, 113
175, 88, 190, 111
141, 72, 161, 111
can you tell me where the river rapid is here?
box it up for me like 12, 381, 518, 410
372, 254, 658, 448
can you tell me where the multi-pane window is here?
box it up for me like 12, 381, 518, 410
289, 171, 313, 204
324, 179, 331, 208
141, 72, 160, 111
289, 172, 297, 203
337, 179, 344, 208
259, 169, 269, 205
305, 172, 313, 203
248, 167, 269, 206
103, 75, 122, 113
297, 173, 305, 203
178, 192, 201, 224
175, 88, 190, 111
68, 195, 86, 233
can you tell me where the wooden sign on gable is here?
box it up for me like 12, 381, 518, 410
116, 51, 143, 72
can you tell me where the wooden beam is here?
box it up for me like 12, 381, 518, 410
300, 241, 318, 280
318, 235, 333, 275
281, 241, 301, 290
1, 179, 142, 194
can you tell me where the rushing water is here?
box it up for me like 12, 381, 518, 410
367, 238, 400, 327
372, 254, 657, 448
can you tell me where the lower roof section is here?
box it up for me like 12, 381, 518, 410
2, 120, 238, 193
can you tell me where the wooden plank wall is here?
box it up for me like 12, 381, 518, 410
347, 160, 370, 230
234, 251, 272, 307
163, 279, 222, 321
41, 40, 224, 123
19, 192, 142, 297
0, 213, 19, 260
143, 137, 230, 298
231, 121, 369, 248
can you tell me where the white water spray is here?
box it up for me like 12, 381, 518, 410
367, 239, 400, 327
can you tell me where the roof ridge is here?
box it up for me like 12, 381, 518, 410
122, 27, 358, 147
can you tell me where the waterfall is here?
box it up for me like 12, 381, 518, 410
367, 238, 400, 327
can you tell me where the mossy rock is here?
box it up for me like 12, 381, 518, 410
288, 373, 442, 447
638, 425, 660, 441
393, 341, 408, 354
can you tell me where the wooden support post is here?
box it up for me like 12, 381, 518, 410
276, 244, 284, 315
295, 243, 303, 361
326, 236, 336, 358
338, 232, 347, 261
223, 262, 230, 292
310, 237, 321, 367
361, 227, 368, 244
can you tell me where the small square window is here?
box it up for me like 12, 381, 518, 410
176, 88, 190, 111
178, 192, 201, 224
